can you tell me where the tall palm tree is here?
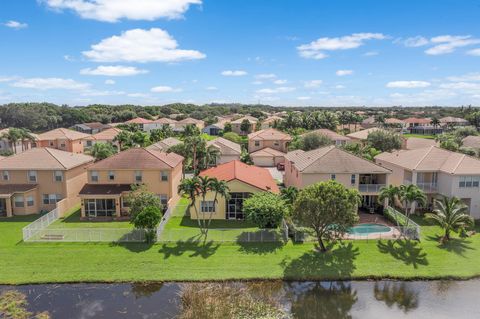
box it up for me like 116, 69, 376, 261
379, 185, 401, 208
114, 130, 133, 151
1, 128, 21, 154
18, 128, 35, 152
431, 117, 440, 135
203, 145, 220, 168
178, 177, 201, 229
425, 196, 474, 243
399, 184, 427, 218
197, 176, 214, 236
206, 178, 230, 234
184, 135, 206, 174
280, 186, 299, 206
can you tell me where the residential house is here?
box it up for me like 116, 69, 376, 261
175, 118, 205, 131
250, 147, 286, 167
284, 146, 391, 210
192, 160, 279, 220
361, 116, 376, 128
84, 127, 122, 150
248, 128, 292, 153
143, 118, 177, 132
0, 148, 94, 217
0, 128, 38, 154
402, 117, 442, 135
402, 137, 438, 150
303, 129, 351, 146
78, 148, 183, 219
346, 127, 383, 142
124, 117, 152, 131
439, 116, 469, 127
73, 122, 111, 134
37, 128, 91, 154
384, 118, 405, 127
147, 137, 182, 152
260, 116, 283, 129
375, 146, 480, 218
462, 136, 480, 150
206, 137, 241, 165
230, 116, 258, 135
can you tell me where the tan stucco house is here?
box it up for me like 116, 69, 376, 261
248, 128, 292, 153
302, 129, 351, 146
284, 146, 391, 210
37, 128, 91, 154
230, 116, 258, 135
192, 160, 279, 220
206, 137, 241, 165
0, 148, 94, 217
147, 137, 182, 152
78, 148, 183, 219
84, 127, 122, 150
375, 146, 480, 219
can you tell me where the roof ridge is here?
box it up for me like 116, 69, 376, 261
413, 146, 435, 170
144, 147, 174, 168
451, 153, 466, 174
44, 148, 68, 169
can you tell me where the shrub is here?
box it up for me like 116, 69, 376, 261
243, 192, 287, 228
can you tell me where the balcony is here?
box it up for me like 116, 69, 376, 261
416, 182, 438, 193
359, 184, 386, 193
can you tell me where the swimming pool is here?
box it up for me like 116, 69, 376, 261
348, 223, 391, 235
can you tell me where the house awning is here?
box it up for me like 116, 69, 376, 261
79, 184, 131, 196
0, 184, 37, 197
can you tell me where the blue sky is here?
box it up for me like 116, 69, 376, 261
1, 0, 480, 107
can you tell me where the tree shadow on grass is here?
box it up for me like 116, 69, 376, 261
158, 236, 220, 259
281, 242, 360, 280
110, 241, 154, 253
236, 230, 286, 254
377, 240, 428, 269
425, 235, 475, 257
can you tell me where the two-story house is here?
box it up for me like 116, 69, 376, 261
206, 137, 242, 165
78, 148, 183, 219
84, 127, 122, 150
248, 128, 292, 167
301, 129, 351, 146
0, 148, 93, 217
37, 128, 91, 154
73, 122, 111, 134
284, 146, 391, 211
230, 116, 258, 135
375, 146, 480, 219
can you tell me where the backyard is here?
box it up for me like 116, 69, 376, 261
0, 208, 479, 284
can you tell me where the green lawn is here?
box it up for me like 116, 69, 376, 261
50, 209, 133, 229
402, 134, 436, 139
200, 133, 217, 141
1, 212, 480, 284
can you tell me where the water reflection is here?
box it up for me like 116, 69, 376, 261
373, 282, 419, 313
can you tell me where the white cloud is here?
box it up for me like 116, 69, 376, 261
42, 0, 201, 22
82, 90, 125, 96
297, 96, 311, 101
11, 78, 90, 90
363, 51, 378, 56
150, 85, 182, 93
467, 48, 480, 56
304, 80, 323, 88
80, 65, 148, 76
335, 85, 345, 89
255, 73, 276, 79
425, 35, 480, 55
297, 33, 386, 59
63, 55, 75, 62
3, 20, 27, 29
386, 81, 431, 88
205, 86, 218, 91
105, 79, 115, 85
403, 36, 429, 47
439, 82, 480, 90
336, 69, 353, 76
83, 28, 206, 63
273, 79, 287, 85
251, 81, 263, 85
127, 93, 150, 98
256, 87, 296, 94
447, 73, 480, 82
221, 70, 247, 77
0, 76, 16, 83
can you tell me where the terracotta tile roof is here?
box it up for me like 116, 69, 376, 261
77, 122, 111, 130
286, 145, 390, 174
37, 128, 91, 141
147, 137, 182, 151
303, 129, 351, 141
385, 118, 405, 124
402, 117, 431, 124
125, 117, 152, 124
0, 147, 93, 170
177, 117, 204, 124
250, 147, 286, 157
86, 127, 122, 141
79, 184, 131, 196
231, 116, 258, 124
439, 116, 468, 124
0, 184, 38, 195
404, 137, 438, 150
207, 137, 241, 155
462, 135, 480, 149
88, 147, 183, 170
263, 116, 283, 124
248, 128, 292, 141
375, 146, 480, 174
346, 127, 383, 140
152, 117, 177, 124
200, 160, 279, 193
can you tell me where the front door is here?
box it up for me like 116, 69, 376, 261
87, 200, 96, 217
0, 199, 6, 217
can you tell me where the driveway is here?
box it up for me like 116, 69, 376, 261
265, 167, 284, 184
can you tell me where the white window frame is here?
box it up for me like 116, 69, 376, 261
90, 171, 98, 182
161, 171, 168, 182
135, 171, 143, 183
27, 170, 37, 183
53, 170, 63, 182
351, 174, 356, 185
201, 200, 216, 213
14, 195, 24, 208
2, 170, 9, 181
108, 171, 115, 181
27, 196, 34, 207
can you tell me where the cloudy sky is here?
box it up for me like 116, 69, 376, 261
1, 0, 480, 106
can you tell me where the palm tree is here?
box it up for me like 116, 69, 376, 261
203, 145, 220, 168
1, 128, 21, 154
206, 178, 230, 235
425, 196, 474, 243
280, 186, 298, 206
431, 117, 440, 135
379, 185, 401, 208
197, 176, 214, 236
184, 135, 206, 174
399, 184, 427, 218
114, 130, 133, 151
178, 177, 201, 229
17, 128, 35, 152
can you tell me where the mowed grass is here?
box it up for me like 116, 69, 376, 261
50, 209, 133, 229
402, 134, 436, 139
1, 211, 480, 284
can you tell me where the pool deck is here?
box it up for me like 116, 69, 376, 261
345, 212, 401, 240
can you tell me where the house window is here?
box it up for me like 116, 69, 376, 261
90, 171, 98, 182
108, 171, 115, 181
351, 174, 356, 185
254, 141, 260, 147
27, 170, 37, 183
84, 198, 116, 217
161, 171, 168, 182
27, 196, 34, 207
135, 171, 142, 183
201, 201, 215, 213
14, 195, 24, 208
273, 141, 279, 146
2, 171, 9, 181
43, 194, 62, 205
331, 174, 336, 180
159, 194, 168, 207
60, 143, 66, 148
86, 140, 93, 147
54, 171, 63, 182
459, 176, 480, 188
49, 141, 54, 146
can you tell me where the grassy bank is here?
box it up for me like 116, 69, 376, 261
0, 215, 479, 284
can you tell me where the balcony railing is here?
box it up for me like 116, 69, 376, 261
359, 184, 386, 193
416, 182, 438, 192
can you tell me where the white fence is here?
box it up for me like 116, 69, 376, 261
383, 207, 421, 240
26, 228, 146, 242
22, 208, 60, 241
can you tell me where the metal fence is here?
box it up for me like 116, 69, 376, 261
22, 208, 60, 241
157, 228, 287, 243
26, 228, 146, 242
382, 207, 421, 240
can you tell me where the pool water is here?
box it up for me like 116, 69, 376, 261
348, 223, 391, 234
